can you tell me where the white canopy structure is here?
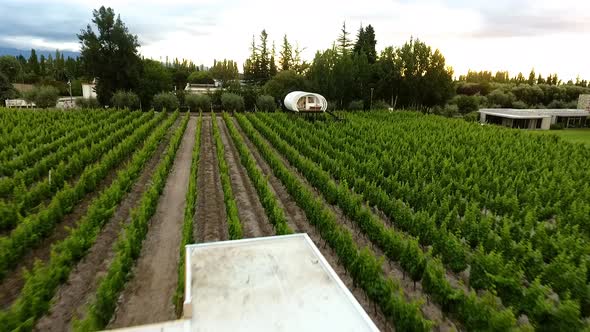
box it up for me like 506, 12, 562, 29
284, 91, 328, 112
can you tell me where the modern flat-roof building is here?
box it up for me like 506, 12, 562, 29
478, 108, 590, 130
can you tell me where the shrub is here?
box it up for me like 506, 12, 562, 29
111, 90, 140, 110
464, 111, 480, 122
185, 94, 211, 112
372, 100, 391, 110
453, 95, 480, 114
221, 92, 244, 112
547, 100, 566, 109
256, 95, 276, 112
152, 92, 179, 111
76, 97, 100, 109
511, 100, 528, 109
487, 89, 515, 108
550, 123, 565, 130
348, 100, 364, 110
24, 85, 59, 108
442, 104, 459, 117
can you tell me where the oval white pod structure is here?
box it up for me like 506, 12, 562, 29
284, 91, 328, 112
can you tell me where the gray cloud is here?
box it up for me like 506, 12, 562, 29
0, 1, 220, 49
470, 5, 589, 38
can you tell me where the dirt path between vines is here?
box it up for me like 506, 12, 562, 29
232, 116, 394, 332
217, 117, 272, 238
34, 119, 180, 332
194, 115, 227, 243
108, 117, 195, 328
0, 115, 163, 310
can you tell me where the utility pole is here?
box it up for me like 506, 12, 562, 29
370, 87, 374, 110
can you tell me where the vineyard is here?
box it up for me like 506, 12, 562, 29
0, 107, 589, 331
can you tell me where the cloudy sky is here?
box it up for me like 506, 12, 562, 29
1, 0, 589, 80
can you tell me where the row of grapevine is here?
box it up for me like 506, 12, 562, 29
0, 109, 98, 163
0, 111, 164, 280
222, 113, 292, 235
73, 112, 190, 331
0, 110, 116, 177
235, 114, 433, 332
0, 110, 134, 199
174, 113, 203, 316
211, 113, 242, 239
0, 111, 180, 331
269, 111, 587, 328
249, 113, 522, 331
0, 111, 147, 230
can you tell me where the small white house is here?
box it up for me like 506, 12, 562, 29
4, 99, 35, 108
184, 80, 222, 94
284, 91, 328, 112
478, 108, 590, 130
82, 82, 97, 99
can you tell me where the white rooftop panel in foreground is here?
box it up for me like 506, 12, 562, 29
185, 234, 378, 332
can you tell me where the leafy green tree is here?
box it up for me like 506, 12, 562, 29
152, 92, 179, 111
0, 56, 22, 82
187, 70, 214, 84
184, 93, 210, 112
307, 48, 338, 100
374, 46, 401, 107
0, 72, 18, 105
78, 6, 142, 106
221, 92, 245, 112
395, 38, 454, 107
138, 59, 172, 109
263, 70, 308, 101
210, 59, 239, 85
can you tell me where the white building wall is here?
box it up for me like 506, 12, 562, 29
82, 84, 97, 99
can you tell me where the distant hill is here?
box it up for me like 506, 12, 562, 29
0, 46, 80, 59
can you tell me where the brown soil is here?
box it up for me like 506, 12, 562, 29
232, 116, 395, 332
0, 124, 147, 309
32, 119, 180, 332
108, 118, 196, 328
217, 117, 273, 238
194, 115, 228, 242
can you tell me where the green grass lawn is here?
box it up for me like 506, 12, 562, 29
532, 128, 590, 146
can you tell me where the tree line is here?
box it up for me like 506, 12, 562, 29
1, 5, 588, 112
